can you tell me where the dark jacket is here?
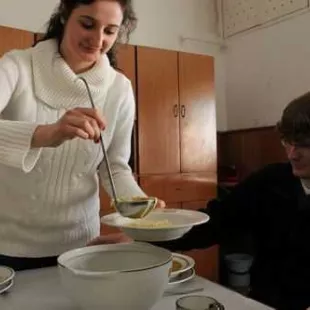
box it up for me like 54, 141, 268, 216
156, 163, 310, 310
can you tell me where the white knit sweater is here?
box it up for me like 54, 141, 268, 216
0, 39, 145, 257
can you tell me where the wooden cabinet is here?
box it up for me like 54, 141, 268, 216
0, 26, 33, 57
136, 46, 218, 281
137, 48, 216, 176
136, 46, 217, 205
98, 45, 218, 281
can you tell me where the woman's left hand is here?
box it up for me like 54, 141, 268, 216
87, 233, 132, 246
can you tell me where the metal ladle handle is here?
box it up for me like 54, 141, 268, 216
78, 77, 118, 204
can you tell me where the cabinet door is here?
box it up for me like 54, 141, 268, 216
179, 53, 216, 173
182, 201, 219, 281
137, 47, 180, 174
0, 26, 33, 56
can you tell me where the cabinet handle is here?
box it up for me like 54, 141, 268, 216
173, 104, 179, 117
181, 105, 186, 118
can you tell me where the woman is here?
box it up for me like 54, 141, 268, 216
0, 0, 164, 270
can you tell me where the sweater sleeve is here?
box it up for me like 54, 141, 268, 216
153, 166, 268, 252
0, 54, 41, 173
98, 79, 146, 199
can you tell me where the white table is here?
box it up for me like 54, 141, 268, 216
0, 267, 273, 309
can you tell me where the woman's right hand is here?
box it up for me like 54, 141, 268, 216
31, 108, 106, 148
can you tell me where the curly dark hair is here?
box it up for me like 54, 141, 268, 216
35, 0, 137, 68
277, 92, 310, 144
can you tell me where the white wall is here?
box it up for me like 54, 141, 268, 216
225, 10, 310, 131
132, 0, 220, 55
0, 0, 57, 33
0, 0, 227, 131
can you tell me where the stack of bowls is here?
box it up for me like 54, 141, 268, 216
168, 253, 196, 288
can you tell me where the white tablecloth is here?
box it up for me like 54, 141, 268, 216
0, 267, 273, 309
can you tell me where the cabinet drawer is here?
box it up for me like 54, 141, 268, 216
139, 173, 217, 203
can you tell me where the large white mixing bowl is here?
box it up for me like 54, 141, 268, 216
57, 242, 172, 310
